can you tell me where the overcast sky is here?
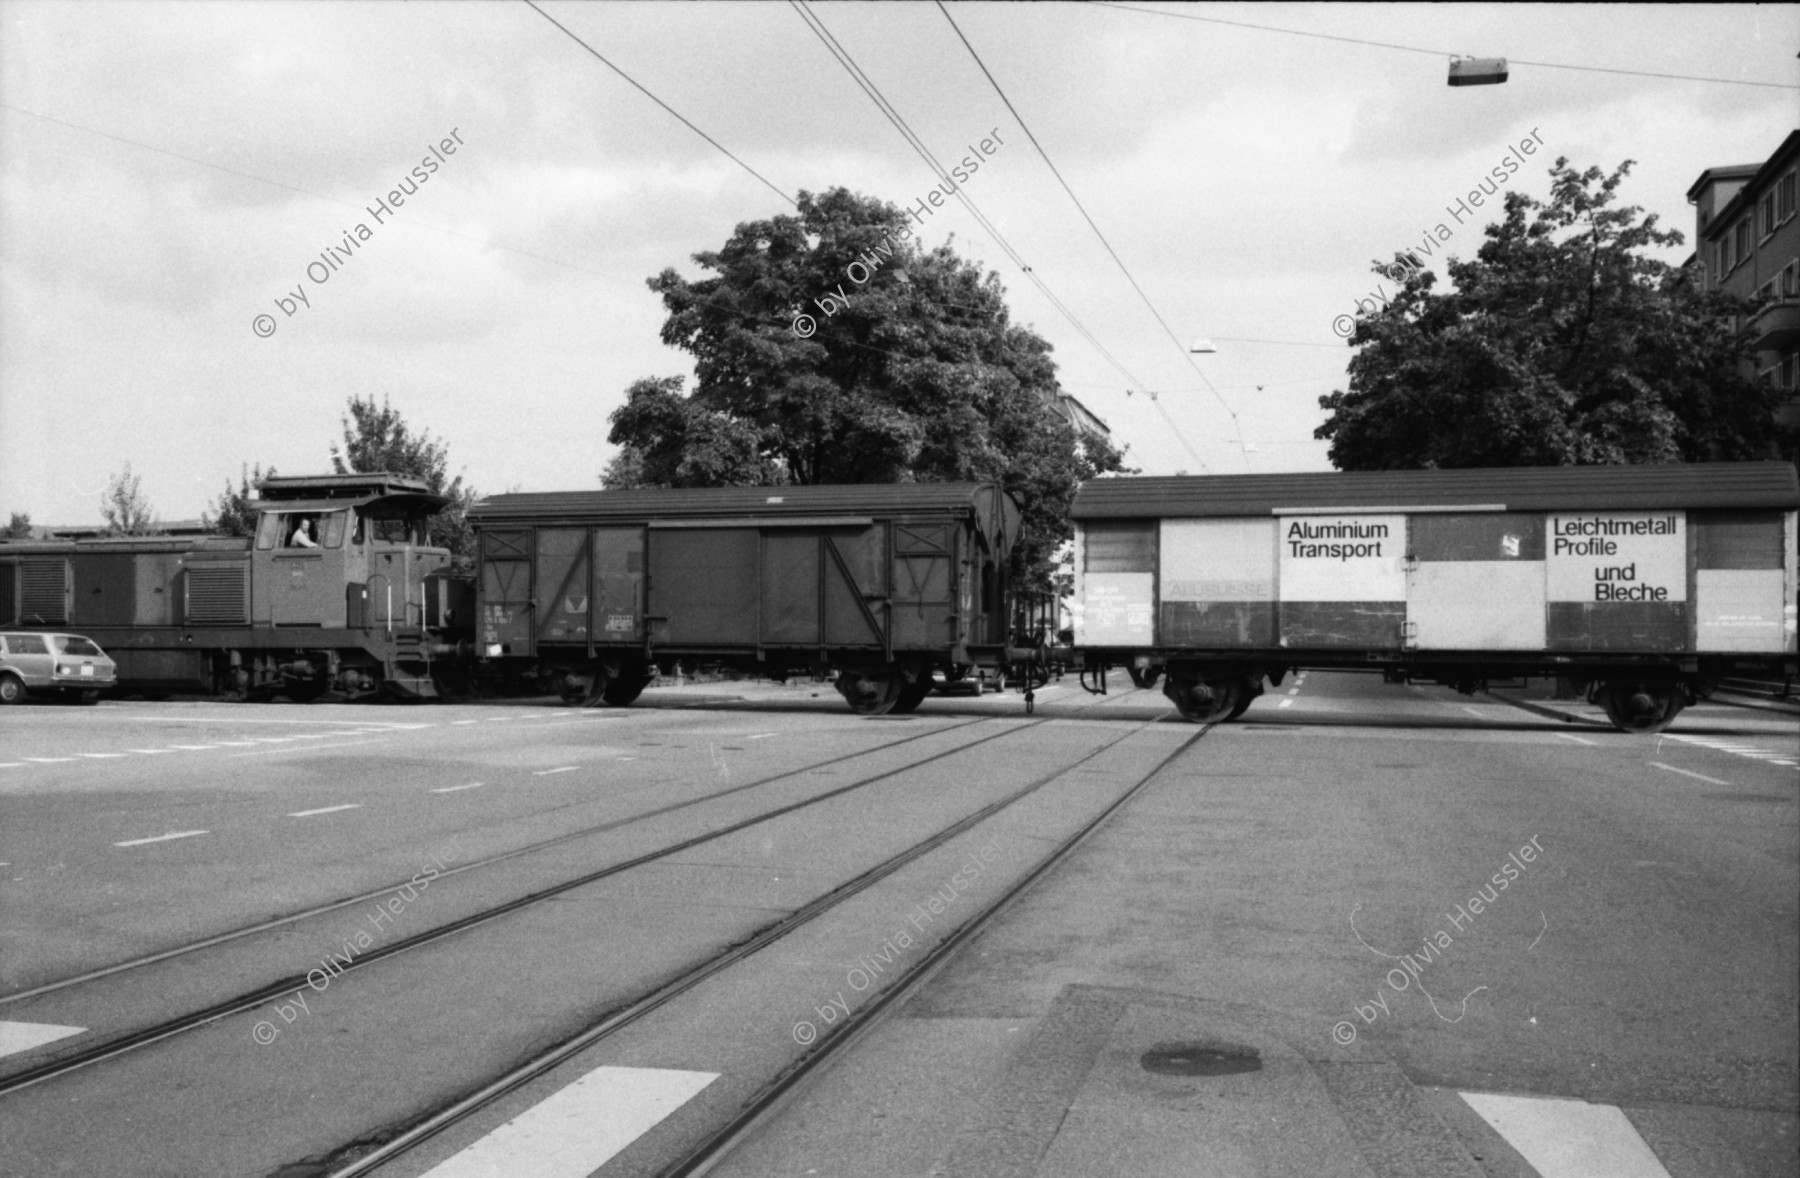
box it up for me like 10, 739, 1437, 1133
2, 1, 1795, 526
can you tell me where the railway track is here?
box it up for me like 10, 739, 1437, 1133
0, 685, 1179, 1177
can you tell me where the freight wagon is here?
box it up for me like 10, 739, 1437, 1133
1067, 462, 1799, 732
465, 482, 1022, 715
0, 474, 470, 699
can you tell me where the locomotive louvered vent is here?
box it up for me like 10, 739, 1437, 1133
0, 564, 16, 624
187, 564, 249, 624
20, 560, 67, 624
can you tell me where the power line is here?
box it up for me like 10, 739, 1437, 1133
521, 0, 797, 208
1091, 2, 1800, 91
789, 0, 1213, 471
935, 1, 1249, 469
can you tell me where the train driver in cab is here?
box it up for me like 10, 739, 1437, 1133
289, 517, 319, 548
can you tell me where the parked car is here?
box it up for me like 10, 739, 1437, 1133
0, 631, 117, 704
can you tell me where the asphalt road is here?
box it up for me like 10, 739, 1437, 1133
0, 671, 1793, 1177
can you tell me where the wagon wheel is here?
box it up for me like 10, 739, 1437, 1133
1140, 667, 1163, 689
1596, 682, 1684, 734
836, 671, 901, 716
1161, 675, 1244, 724
560, 669, 610, 707
889, 676, 934, 715
1127, 666, 1147, 688
600, 674, 650, 708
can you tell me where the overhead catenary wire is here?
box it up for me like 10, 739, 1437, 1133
789, 0, 1213, 470
935, 1, 1249, 470
1090, 1, 1800, 91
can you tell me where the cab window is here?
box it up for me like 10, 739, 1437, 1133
254, 513, 282, 550
372, 517, 422, 544
320, 511, 347, 549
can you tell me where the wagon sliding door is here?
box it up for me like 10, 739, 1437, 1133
480, 529, 534, 655
651, 528, 760, 645
759, 524, 891, 652
1406, 514, 1546, 649
534, 529, 592, 646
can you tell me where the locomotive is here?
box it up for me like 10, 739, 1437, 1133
0, 473, 471, 700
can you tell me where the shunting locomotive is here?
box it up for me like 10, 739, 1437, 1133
0, 473, 470, 700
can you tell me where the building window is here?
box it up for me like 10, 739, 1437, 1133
1784, 261, 1799, 298
1762, 192, 1778, 238
1756, 279, 1777, 304
1735, 219, 1751, 268
1781, 171, 1798, 222
1783, 354, 1798, 391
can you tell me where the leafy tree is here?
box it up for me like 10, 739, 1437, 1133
330, 395, 477, 557
1317, 159, 1788, 469
613, 187, 1126, 585
204, 463, 274, 537
101, 462, 160, 535
2, 512, 30, 540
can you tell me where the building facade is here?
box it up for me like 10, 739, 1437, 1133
1687, 130, 1800, 448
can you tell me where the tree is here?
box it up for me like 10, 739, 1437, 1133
1316, 159, 1788, 470
101, 463, 160, 535
612, 187, 1126, 585
330, 395, 477, 557
204, 463, 274, 537
2, 512, 29, 540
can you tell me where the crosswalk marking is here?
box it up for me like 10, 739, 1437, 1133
418, 1066, 718, 1178
1460, 1092, 1672, 1177
0, 1021, 87, 1061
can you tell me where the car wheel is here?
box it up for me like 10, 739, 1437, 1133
0, 675, 24, 705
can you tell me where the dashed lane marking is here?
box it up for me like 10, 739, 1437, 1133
23, 758, 75, 763
1649, 762, 1732, 786
1277, 699, 1294, 709
287, 804, 362, 818
1460, 1092, 1672, 1177
75, 753, 127, 759
1461, 706, 1486, 718
228, 738, 391, 758
1286, 688, 1300, 696
167, 745, 218, 751
126, 749, 173, 754
748, 733, 778, 739
1554, 733, 1597, 746
114, 830, 209, 848
0, 1021, 86, 1061
0, 764, 21, 769
418, 1066, 718, 1178
532, 766, 579, 776
453, 720, 480, 725
430, 783, 485, 793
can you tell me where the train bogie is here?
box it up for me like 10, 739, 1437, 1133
1068, 463, 1800, 733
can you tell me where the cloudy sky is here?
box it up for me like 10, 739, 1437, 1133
2, 1, 1794, 526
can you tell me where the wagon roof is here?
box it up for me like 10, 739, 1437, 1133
470, 483, 1022, 551
1071, 462, 1800, 518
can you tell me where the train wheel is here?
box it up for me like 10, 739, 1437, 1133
560, 670, 609, 707
601, 675, 650, 707
889, 676, 934, 715
836, 671, 900, 716
1162, 675, 1244, 723
1597, 682, 1684, 734
0, 675, 23, 705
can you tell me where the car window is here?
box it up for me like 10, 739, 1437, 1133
56, 636, 103, 655
7, 634, 47, 654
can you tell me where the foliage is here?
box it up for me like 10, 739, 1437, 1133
610, 187, 1127, 585
2, 512, 29, 540
330, 395, 477, 557
101, 462, 160, 536
1317, 159, 1788, 469
204, 463, 274, 537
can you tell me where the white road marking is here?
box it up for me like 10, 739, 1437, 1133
1286, 688, 1299, 696
167, 745, 218, 751
418, 1066, 718, 1178
1277, 699, 1293, 709
24, 758, 75, 763
115, 830, 209, 847
287, 804, 362, 818
0, 1021, 87, 1060
1554, 733, 1597, 746
210, 741, 260, 747
1461, 706, 1486, 718
75, 753, 127, 759
518, 714, 547, 719
251, 737, 297, 744
0, 764, 21, 769
126, 749, 172, 754
1648, 762, 1732, 786
748, 733, 778, 739
532, 766, 579, 776
486, 717, 517, 723
1459, 1092, 1672, 1177
430, 783, 484, 793
453, 720, 480, 725
228, 738, 390, 758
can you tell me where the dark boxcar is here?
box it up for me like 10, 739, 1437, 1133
0, 474, 470, 700
466, 483, 1021, 714
1068, 462, 1799, 732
